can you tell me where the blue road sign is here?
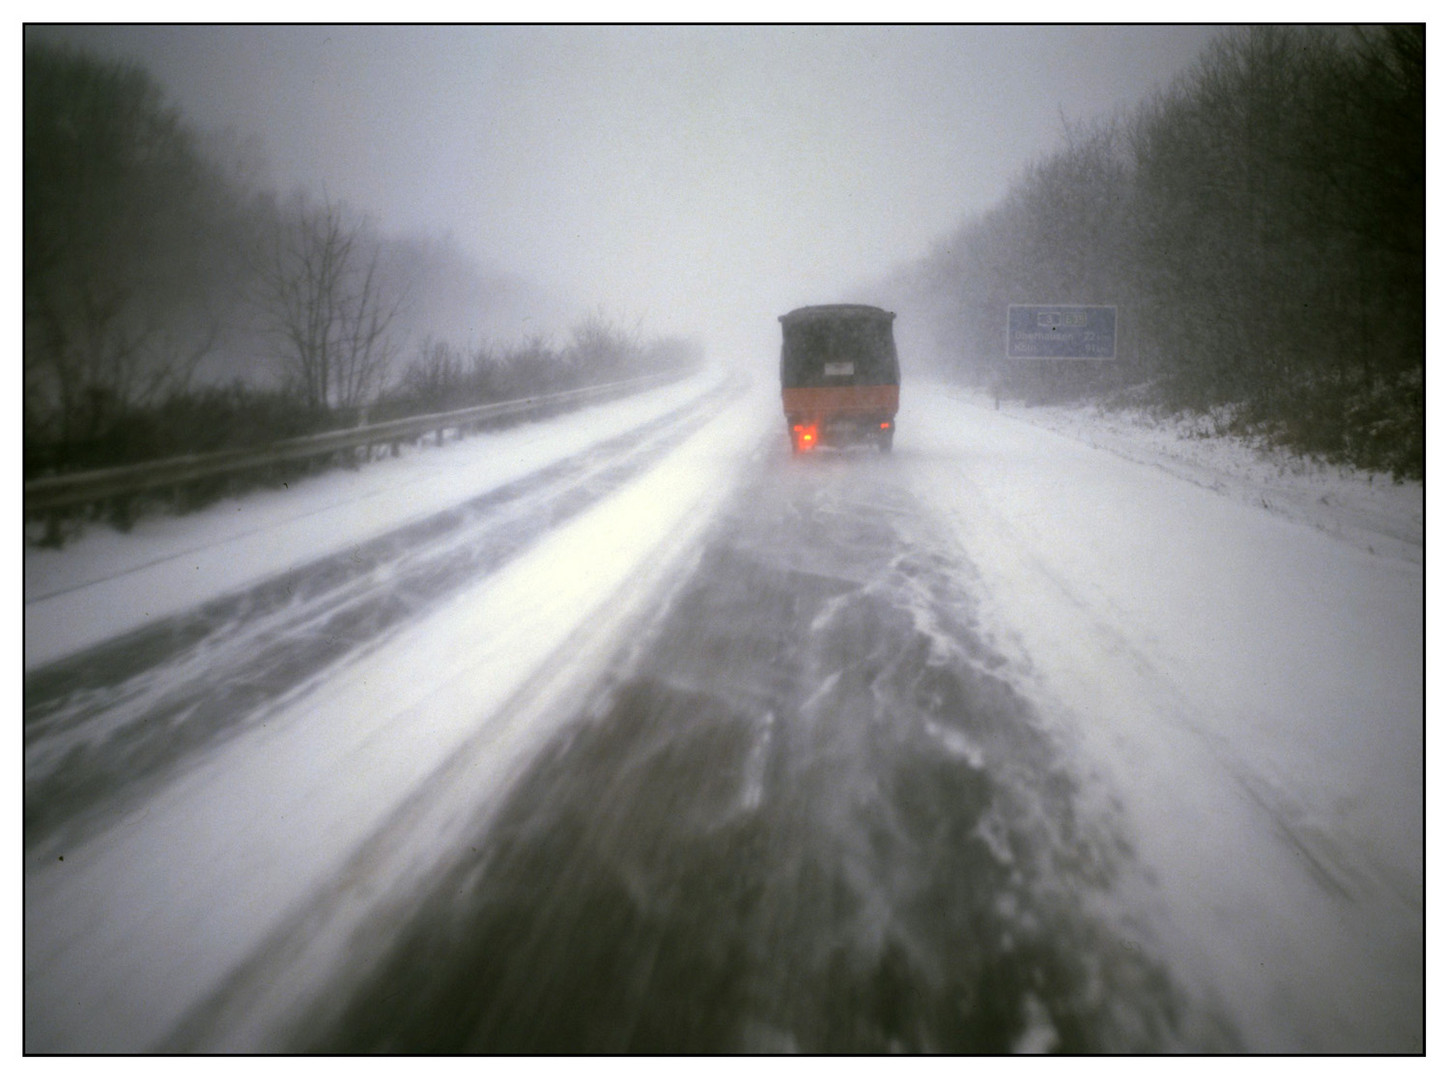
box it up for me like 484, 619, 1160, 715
1007, 305, 1117, 360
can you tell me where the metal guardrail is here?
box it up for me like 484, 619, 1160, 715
25, 371, 678, 519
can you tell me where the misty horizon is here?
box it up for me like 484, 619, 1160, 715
24, 23, 1223, 363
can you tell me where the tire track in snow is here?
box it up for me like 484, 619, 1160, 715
928, 457, 1406, 913
910, 426, 1422, 1051
24, 383, 739, 856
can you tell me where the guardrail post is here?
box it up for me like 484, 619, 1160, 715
109, 494, 134, 533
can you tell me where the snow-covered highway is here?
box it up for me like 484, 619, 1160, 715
24, 370, 1423, 1052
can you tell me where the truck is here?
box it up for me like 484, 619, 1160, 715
779, 304, 899, 454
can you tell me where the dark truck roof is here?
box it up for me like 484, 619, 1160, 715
778, 304, 896, 325
778, 304, 899, 389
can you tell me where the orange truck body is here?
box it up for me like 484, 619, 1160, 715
778, 304, 900, 452
780, 384, 899, 421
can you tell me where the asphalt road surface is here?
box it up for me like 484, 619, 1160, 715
277, 446, 1232, 1052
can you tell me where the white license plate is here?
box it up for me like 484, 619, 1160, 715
823, 361, 855, 377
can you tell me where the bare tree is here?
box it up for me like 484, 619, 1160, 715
256, 196, 405, 411
398, 336, 464, 409
565, 308, 643, 380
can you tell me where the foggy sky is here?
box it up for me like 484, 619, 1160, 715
27, 24, 1222, 362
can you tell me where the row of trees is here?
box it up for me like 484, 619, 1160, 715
25, 43, 241, 450
886, 26, 1423, 478
390, 315, 703, 417
24, 42, 696, 478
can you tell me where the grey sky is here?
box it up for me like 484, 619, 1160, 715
28, 24, 1223, 360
